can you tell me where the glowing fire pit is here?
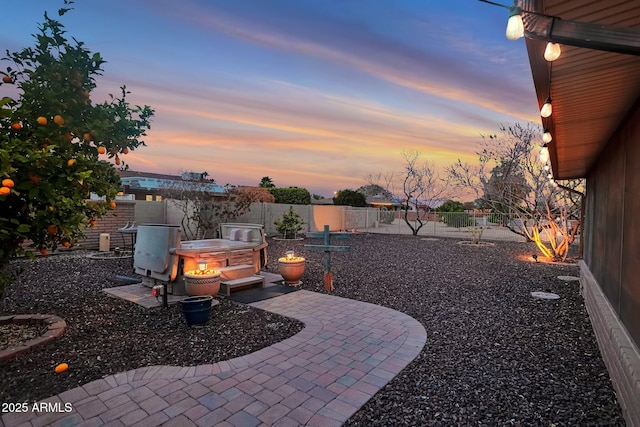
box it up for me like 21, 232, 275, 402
278, 250, 305, 286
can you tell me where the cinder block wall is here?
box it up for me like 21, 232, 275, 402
80, 201, 136, 250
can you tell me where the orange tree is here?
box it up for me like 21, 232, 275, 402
0, 4, 153, 270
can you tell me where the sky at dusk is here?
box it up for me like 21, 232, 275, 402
2, 0, 541, 198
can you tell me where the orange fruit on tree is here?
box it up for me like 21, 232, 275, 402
29, 174, 40, 183
53, 115, 65, 126
62, 241, 71, 248
39, 248, 48, 256
47, 224, 58, 235
67, 159, 76, 167
11, 122, 22, 130
89, 219, 97, 227
115, 156, 121, 166
83, 133, 91, 142
37, 116, 48, 125
109, 201, 117, 209
0, 187, 10, 196
122, 147, 129, 154
48, 205, 55, 212
97, 146, 106, 155
2, 179, 14, 188
64, 132, 73, 142
2, 76, 12, 83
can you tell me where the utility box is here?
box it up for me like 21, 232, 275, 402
99, 233, 110, 252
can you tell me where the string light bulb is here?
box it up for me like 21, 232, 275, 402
541, 97, 552, 118
543, 129, 552, 143
539, 144, 549, 164
544, 42, 561, 61
505, 2, 524, 40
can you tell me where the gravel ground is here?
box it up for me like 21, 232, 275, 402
0, 252, 304, 404
266, 234, 624, 426
1, 234, 624, 426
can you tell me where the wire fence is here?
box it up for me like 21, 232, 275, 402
344, 209, 527, 242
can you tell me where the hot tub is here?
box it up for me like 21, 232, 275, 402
134, 223, 267, 295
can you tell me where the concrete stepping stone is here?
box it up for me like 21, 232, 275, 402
531, 291, 560, 300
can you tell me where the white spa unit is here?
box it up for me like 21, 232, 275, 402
134, 223, 268, 295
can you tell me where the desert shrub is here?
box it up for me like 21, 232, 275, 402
380, 208, 395, 224
274, 207, 305, 238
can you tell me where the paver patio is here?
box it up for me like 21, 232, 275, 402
1, 290, 426, 426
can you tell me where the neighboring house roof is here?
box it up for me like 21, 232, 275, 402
411, 198, 447, 210
118, 170, 227, 194
118, 170, 179, 181
367, 194, 402, 207
522, 0, 640, 179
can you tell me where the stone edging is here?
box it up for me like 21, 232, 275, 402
0, 314, 67, 362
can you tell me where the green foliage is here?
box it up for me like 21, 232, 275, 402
436, 200, 469, 227
333, 189, 367, 207
442, 212, 475, 228
273, 206, 305, 238
0, 4, 154, 266
0, 270, 11, 299
258, 176, 275, 188
435, 200, 465, 213
269, 187, 311, 205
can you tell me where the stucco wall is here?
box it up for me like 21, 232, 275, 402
133, 201, 367, 236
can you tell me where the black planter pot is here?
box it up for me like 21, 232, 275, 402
180, 295, 213, 326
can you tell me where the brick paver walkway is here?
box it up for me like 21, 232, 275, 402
2, 290, 426, 427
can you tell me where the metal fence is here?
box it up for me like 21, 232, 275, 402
348, 209, 525, 242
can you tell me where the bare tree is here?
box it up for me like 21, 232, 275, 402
447, 123, 583, 261
160, 174, 267, 240
364, 171, 396, 197
400, 150, 449, 236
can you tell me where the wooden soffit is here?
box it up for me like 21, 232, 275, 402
521, 0, 640, 179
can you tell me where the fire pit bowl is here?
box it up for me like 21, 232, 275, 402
183, 263, 221, 296
278, 250, 306, 286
